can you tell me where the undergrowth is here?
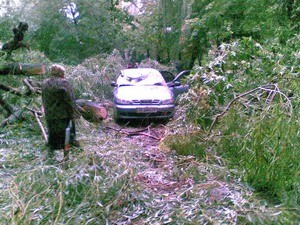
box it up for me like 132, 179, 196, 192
217, 106, 300, 206
1, 118, 294, 224
173, 36, 300, 222
0, 122, 141, 224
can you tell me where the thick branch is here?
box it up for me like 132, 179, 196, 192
0, 83, 23, 96
105, 126, 161, 140
23, 78, 42, 95
0, 63, 46, 75
208, 84, 285, 132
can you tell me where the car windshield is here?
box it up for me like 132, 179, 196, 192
117, 69, 167, 87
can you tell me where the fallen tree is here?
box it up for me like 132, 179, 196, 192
0, 63, 46, 75
76, 99, 108, 122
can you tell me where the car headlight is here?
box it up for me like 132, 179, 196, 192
161, 98, 174, 104
115, 97, 132, 104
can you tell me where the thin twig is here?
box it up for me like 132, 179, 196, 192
54, 182, 63, 225
127, 132, 161, 140
208, 84, 292, 132
34, 111, 48, 142
0, 95, 14, 115
105, 126, 161, 140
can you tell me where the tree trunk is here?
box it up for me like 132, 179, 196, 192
76, 99, 108, 122
0, 63, 47, 75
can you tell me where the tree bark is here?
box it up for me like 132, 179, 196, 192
76, 99, 108, 122
0, 63, 47, 75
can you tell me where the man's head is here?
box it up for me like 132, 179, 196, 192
49, 64, 65, 78
17, 22, 29, 32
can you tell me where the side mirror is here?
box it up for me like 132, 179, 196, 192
110, 81, 117, 87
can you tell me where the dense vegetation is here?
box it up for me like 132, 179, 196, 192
1, 0, 299, 224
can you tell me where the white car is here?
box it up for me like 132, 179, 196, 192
111, 68, 188, 120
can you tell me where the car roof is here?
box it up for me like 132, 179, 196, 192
118, 68, 166, 85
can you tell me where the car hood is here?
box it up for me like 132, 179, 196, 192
115, 85, 173, 100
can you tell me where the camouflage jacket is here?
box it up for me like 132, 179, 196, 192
42, 77, 77, 120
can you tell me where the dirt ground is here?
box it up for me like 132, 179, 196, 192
88, 116, 285, 224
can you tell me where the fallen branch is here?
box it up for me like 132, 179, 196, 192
208, 84, 292, 132
105, 126, 161, 140
76, 99, 108, 122
0, 63, 46, 75
127, 132, 161, 140
0, 108, 24, 127
23, 78, 41, 95
0, 100, 31, 127
34, 111, 48, 142
0, 83, 23, 96
26, 107, 48, 142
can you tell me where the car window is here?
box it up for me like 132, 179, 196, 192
160, 71, 175, 83
153, 82, 164, 86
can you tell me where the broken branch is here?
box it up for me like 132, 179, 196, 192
208, 84, 285, 132
0, 83, 23, 96
34, 111, 48, 142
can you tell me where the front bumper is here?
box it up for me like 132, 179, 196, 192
115, 104, 175, 119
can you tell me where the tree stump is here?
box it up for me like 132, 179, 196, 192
76, 99, 108, 122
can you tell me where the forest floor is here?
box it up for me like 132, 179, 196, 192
75, 113, 287, 224
0, 107, 295, 224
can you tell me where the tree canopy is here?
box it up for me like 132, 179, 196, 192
1, 0, 298, 66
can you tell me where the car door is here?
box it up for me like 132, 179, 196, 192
159, 70, 175, 83
168, 70, 190, 99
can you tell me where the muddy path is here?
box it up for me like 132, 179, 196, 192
0, 117, 287, 224
92, 119, 284, 224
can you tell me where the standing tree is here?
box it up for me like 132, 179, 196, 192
13, 0, 133, 64
1, 22, 30, 60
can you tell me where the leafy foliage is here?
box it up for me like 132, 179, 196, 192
2, 0, 134, 65
216, 104, 299, 198
178, 0, 299, 69
180, 16, 299, 213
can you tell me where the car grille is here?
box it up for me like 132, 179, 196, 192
132, 99, 160, 105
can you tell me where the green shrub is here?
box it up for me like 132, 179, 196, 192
217, 105, 300, 206
181, 34, 300, 209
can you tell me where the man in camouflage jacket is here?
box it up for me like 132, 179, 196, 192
42, 64, 78, 150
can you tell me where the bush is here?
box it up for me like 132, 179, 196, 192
216, 105, 300, 206
179, 34, 300, 209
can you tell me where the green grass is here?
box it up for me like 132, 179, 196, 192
1, 116, 297, 224
216, 105, 300, 208
0, 121, 141, 224
164, 132, 207, 158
